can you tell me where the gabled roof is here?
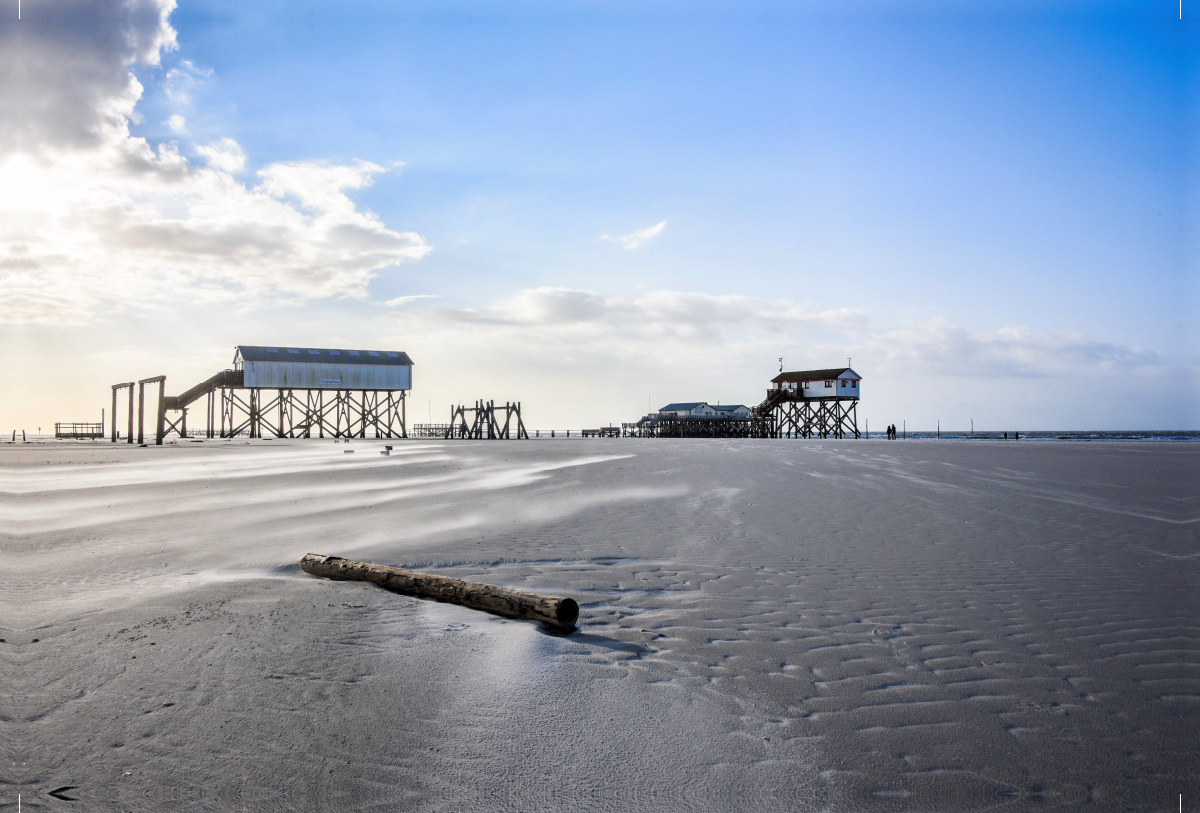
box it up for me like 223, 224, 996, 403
659, 402, 709, 412
771, 367, 859, 384
236, 346, 414, 366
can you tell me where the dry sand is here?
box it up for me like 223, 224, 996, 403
1, 438, 1196, 811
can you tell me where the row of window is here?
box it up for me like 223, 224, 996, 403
264, 348, 399, 358
783, 379, 859, 389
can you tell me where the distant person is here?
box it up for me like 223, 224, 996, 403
1014, 431, 1019, 440
1004, 432, 1008, 440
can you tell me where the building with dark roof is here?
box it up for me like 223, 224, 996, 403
770, 367, 860, 399
658, 402, 751, 419
658, 402, 717, 418
234, 345, 413, 391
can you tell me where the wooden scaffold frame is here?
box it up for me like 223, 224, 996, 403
110, 381, 135, 443
207, 388, 408, 439
111, 376, 409, 443
444, 400, 528, 440
771, 397, 859, 439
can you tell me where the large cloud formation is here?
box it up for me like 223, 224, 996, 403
0, 0, 428, 325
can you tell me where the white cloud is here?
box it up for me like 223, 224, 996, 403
0, 0, 177, 151
602, 220, 666, 250
258, 161, 391, 214
384, 294, 440, 307
196, 138, 246, 173
0, 0, 430, 325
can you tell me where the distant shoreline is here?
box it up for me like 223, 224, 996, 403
5, 430, 1199, 444
862, 430, 1199, 441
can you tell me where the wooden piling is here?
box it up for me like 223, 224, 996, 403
137, 381, 145, 444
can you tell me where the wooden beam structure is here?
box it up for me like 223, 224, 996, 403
444, 400, 528, 440
116, 369, 409, 442
211, 387, 408, 439
753, 389, 860, 439
110, 381, 134, 443
136, 375, 165, 445
622, 416, 774, 438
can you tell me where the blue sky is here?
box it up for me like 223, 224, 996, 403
146, 1, 1187, 325
0, 0, 1194, 430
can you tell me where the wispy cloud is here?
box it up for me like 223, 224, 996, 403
601, 220, 666, 250
384, 294, 440, 307
865, 319, 1158, 377
164, 60, 212, 104
395, 286, 1154, 379
196, 138, 246, 173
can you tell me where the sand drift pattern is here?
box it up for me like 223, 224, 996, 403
0, 438, 1196, 811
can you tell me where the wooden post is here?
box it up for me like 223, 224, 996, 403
299, 554, 579, 633
137, 381, 145, 444
156, 378, 166, 445
111, 388, 118, 442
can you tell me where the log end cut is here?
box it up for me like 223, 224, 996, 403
555, 597, 580, 631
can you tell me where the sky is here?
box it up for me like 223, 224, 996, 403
0, 0, 1195, 432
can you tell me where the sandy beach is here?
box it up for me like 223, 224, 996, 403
1, 438, 1196, 811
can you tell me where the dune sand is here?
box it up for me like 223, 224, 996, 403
1, 438, 1196, 811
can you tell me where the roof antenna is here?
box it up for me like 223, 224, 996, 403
847, 357, 851, 368
779, 357, 783, 373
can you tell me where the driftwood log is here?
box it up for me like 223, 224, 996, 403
299, 554, 579, 633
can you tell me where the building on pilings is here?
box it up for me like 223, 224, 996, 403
113, 345, 414, 444
754, 367, 861, 439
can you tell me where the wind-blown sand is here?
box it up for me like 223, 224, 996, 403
1, 438, 1196, 811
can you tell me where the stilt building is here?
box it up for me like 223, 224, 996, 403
113, 345, 413, 444
754, 367, 861, 438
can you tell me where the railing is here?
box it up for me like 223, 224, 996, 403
409, 423, 451, 438
55, 422, 103, 439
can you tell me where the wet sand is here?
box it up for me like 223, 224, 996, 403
1, 438, 1196, 811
